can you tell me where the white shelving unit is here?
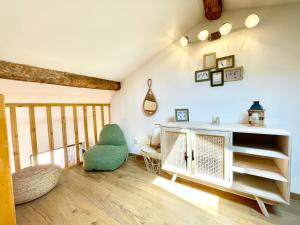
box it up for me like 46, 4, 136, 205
160, 122, 291, 217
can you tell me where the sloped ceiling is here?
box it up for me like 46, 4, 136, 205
0, 0, 299, 82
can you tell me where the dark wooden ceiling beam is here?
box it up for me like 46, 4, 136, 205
203, 0, 222, 20
0, 60, 121, 91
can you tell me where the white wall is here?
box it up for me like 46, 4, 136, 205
111, 3, 300, 193
0, 79, 113, 171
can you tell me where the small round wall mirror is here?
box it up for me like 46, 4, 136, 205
143, 79, 157, 116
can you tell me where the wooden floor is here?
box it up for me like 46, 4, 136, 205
16, 159, 300, 225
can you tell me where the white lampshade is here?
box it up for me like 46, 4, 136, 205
219, 23, 232, 36
179, 36, 189, 47
245, 14, 260, 28
198, 30, 209, 41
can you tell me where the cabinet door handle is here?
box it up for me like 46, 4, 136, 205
184, 152, 189, 168
192, 150, 195, 161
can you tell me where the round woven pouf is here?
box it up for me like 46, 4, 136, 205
12, 164, 62, 205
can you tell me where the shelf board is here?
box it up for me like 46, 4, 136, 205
231, 144, 289, 159
233, 154, 288, 182
231, 174, 287, 204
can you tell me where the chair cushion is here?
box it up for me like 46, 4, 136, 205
98, 124, 127, 146
83, 145, 128, 171
13, 164, 62, 204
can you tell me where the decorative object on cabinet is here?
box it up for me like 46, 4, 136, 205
143, 79, 158, 116
248, 101, 265, 127
212, 116, 220, 125
175, 109, 189, 122
160, 122, 291, 217
210, 70, 224, 87
216, 55, 235, 69
195, 69, 210, 82
224, 67, 243, 82
150, 125, 161, 149
203, 52, 216, 69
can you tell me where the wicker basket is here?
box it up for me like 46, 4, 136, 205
141, 146, 161, 174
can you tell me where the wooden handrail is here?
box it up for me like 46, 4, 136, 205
5, 103, 110, 107
0, 95, 16, 225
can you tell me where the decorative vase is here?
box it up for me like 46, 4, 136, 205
248, 101, 265, 127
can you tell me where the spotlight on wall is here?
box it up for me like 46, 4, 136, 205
180, 36, 189, 47
219, 23, 232, 36
245, 14, 260, 28
198, 30, 209, 41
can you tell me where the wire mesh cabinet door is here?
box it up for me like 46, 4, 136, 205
161, 127, 191, 176
191, 130, 232, 187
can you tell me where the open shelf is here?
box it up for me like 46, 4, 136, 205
233, 154, 288, 182
231, 145, 288, 159
232, 132, 289, 159
231, 174, 287, 204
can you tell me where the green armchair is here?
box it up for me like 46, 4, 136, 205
83, 124, 128, 171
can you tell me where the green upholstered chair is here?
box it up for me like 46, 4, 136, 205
83, 124, 128, 171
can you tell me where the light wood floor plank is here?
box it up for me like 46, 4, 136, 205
16, 159, 300, 225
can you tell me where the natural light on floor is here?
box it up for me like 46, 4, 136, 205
152, 176, 220, 216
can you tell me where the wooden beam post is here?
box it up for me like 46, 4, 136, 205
72, 106, 80, 164
203, 0, 222, 20
0, 95, 17, 225
29, 107, 38, 165
60, 106, 68, 168
0, 60, 121, 91
83, 106, 89, 150
46, 106, 55, 164
9, 106, 21, 171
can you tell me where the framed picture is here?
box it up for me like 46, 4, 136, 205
224, 67, 243, 82
210, 70, 224, 87
195, 69, 210, 82
175, 109, 189, 122
203, 52, 216, 69
216, 55, 235, 69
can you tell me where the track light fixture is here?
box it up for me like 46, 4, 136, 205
180, 14, 260, 46
198, 30, 209, 41
245, 14, 260, 28
219, 23, 232, 36
179, 36, 189, 47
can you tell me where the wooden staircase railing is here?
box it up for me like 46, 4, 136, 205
5, 102, 111, 171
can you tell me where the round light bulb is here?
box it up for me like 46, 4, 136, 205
179, 36, 189, 47
245, 14, 260, 28
198, 30, 209, 41
219, 23, 232, 36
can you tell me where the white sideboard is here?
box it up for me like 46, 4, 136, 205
160, 122, 291, 217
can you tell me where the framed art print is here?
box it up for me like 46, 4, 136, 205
210, 70, 224, 87
175, 109, 189, 122
216, 55, 235, 70
224, 67, 243, 82
195, 69, 210, 82
203, 52, 216, 69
